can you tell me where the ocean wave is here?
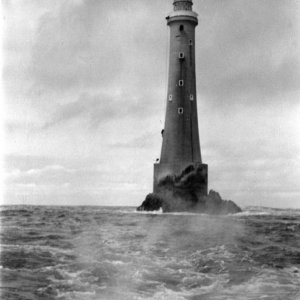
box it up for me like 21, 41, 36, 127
134, 210, 223, 217
239, 206, 300, 216
232, 210, 270, 217
1, 205, 300, 300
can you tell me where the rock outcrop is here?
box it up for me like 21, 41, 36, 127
137, 165, 242, 214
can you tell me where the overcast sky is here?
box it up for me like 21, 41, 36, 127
2, 0, 300, 208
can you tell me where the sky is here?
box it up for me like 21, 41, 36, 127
2, 0, 300, 208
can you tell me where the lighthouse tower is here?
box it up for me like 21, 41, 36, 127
153, 0, 208, 194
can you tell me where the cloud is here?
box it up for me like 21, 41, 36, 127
29, 2, 110, 90
5, 164, 75, 181
2, 0, 300, 207
199, 58, 300, 104
17, 0, 167, 94
3, 153, 151, 206
111, 132, 159, 149
196, 0, 300, 104
42, 90, 163, 129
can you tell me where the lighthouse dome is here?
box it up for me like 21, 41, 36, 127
173, 0, 193, 11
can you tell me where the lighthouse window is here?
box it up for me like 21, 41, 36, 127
179, 80, 184, 86
179, 25, 184, 31
178, 107, 184, 114
179, 52, 185, 59
168, 94, 173, 101
190, 94, 194, 101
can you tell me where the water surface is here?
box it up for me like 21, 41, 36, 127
1, 205, 299, 299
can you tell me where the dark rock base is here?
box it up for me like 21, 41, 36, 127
137, 165, 242, 214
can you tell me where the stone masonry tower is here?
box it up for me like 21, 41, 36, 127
153, 0, 208, 194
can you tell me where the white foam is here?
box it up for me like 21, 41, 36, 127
232, 211, 270, 217
134, 209, 163, 215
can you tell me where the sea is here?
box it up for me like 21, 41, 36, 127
0, 205, 299, 300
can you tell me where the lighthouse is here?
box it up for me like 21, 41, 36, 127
153, 0, 208, 195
